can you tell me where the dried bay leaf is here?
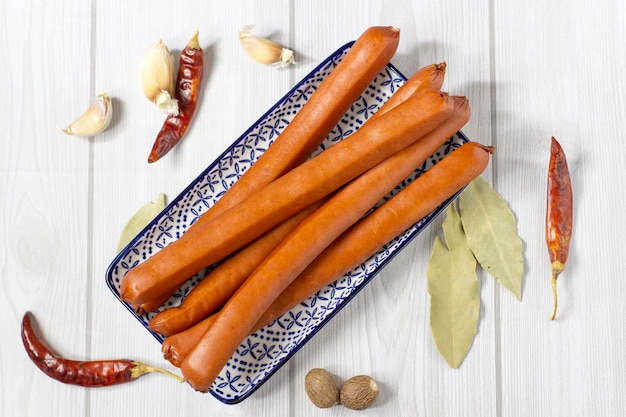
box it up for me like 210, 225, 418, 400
116, 193, 166, 253
458, 176, 523, 300
427, 203, 480, 369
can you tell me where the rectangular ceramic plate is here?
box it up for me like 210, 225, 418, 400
106, 41, 469, 404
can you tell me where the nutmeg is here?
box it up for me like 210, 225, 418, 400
304, 368, 340, 408
339, 375, 379, 410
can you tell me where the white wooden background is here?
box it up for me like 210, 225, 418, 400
1, 0, 625, 416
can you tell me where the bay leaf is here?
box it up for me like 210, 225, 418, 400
458, 176, 523, 300
116, 193, 166, 253
427, 203, 480, 369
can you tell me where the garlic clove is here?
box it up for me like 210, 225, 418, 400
153, 90, 178, 115
61, 93, 113, 137
140, 39, 178, 115
239, 25, 295, 68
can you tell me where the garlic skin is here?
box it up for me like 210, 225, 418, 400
140, 39, 178, 115
239, 25, 295, 68
61, 93, 112, 137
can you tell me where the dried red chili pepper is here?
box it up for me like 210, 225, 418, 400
546, 136, 573, 321
21, 311, 183, 387
148, 30, 204, 163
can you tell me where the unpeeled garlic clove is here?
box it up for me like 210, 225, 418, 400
61, 93, 112, 137
140, 39, 178, 115
239, 25, 295, 68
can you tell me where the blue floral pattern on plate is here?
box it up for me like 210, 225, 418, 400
105, 41, 469, 404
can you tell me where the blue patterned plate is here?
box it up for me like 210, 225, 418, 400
106, 41, 468, 404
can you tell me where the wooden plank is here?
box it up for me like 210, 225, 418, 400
0, 0, 93, 415
494, 0, 626, 416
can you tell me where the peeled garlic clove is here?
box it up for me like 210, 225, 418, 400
61, 93, 112, 137
239, 25, 295, 68
140, 39, 178, 115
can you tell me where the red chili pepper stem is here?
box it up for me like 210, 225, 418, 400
550, 261, 565, 321
130, 360, 185, 382
186, 29, 201, 50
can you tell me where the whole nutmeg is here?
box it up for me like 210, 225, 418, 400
304, 368, 340, 408
339, 375, 379, 410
